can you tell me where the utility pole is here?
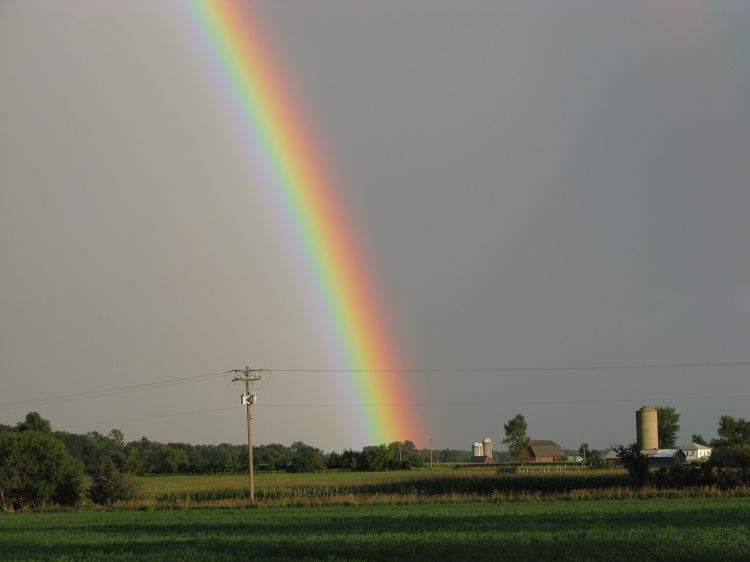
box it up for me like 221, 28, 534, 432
232, 367, 263, 502
430, 438, 433, 468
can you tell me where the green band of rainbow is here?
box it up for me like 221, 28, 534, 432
172, 0, 424, 446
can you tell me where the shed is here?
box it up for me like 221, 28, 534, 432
642, 449, 686, 466
526, 440, 565, 462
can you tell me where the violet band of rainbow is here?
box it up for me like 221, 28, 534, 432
170, 0, 425, 446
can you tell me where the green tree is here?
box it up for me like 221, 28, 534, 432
714, 416, 750, 447
656, 406, 680, 448
503, 414, 530, 461
225, 449, 245, 473
57, 431, 124, 473
405, 452, 425, 469
108, 429, 125, 448
286, 442, 325, 473
288, 450, 326, 473
387, 440, 421, 469
326, 451, 342, 469
362, 444, 394, 471
341, 449, 363, 470
166, 447, 188, 473
578, 443, 589, 462
0, 430, 84, 510
588, 449, 604, 469
17, 412, 51, 433
125, 437, 149, 475
256, 444, 286, 471
691, 434, 709, 446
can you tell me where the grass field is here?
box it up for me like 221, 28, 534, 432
1, 498, 749, 560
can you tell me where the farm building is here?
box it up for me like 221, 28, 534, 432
526, 440, 565, 462
469, 438, 494, 463
642, 449, 686, 466
681, 443, 712, 463
603, 450, 622, 464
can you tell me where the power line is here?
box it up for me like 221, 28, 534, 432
64, 406, 238, 429
250, 394, 750, 407
2, 360, 747, 411
0, 370, 233, 410
271, 361, 750, 373
54, 393, 750, 431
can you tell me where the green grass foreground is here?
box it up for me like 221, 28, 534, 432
2, 498, 749, 561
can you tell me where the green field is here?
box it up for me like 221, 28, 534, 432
1, 498, 749, 560
136, 465, 601, 496
137, 468, 459, 496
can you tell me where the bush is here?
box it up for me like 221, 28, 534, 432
707, 446, 750, 488
613, 444, 650, 487
88, 460, 143, 505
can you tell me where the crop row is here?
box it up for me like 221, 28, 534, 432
156, 473, 631, 502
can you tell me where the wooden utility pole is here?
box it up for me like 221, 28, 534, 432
232, 367, 263, 502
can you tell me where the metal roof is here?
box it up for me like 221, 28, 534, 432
642, 449, 683, 458
681, 443, 712, 451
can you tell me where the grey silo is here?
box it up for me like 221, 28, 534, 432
636, 406, 659, 450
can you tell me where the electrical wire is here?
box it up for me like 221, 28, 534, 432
64, 405, 239, 429
0, 370, 234, 410
55, 392, 750, 431
271, 361, 750, 373
2, 361, 747, 411
251, 393, 750, 407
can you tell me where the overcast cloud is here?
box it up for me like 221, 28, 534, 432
1, 0, 749, 451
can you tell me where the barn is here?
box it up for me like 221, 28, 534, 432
526, 440, 565, 462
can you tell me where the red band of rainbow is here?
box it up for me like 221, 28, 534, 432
171, 0, 425, 446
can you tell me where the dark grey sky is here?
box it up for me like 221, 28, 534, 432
1, 0, 749, 451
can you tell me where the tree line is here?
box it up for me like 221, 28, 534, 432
0, 412, 435, 509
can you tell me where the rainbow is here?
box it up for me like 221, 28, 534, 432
170, 0, 424, 446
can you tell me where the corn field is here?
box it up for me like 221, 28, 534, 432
156, 473, 632, 503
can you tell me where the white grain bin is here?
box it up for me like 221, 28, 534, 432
482, 437, 493, 460
472, 442, 483, 457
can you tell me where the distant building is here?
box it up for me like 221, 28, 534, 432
636, 406, 659, 450
642, 449, 686, 466
681, 443, 712, 463
469, 438, 494, 463
470, 455, 494, 464
526, 440, 565, 462
603, 450, 622, 464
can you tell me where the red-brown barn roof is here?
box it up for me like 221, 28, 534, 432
527, 440, 565, 458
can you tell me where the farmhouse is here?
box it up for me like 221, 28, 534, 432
681, 443, 712, 463
526, 440, 565, 462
